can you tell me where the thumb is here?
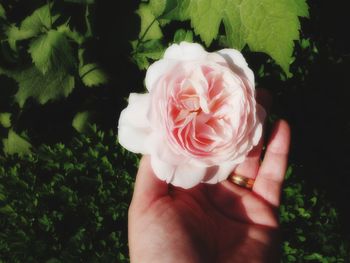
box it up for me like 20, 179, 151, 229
131, 155, 169, 209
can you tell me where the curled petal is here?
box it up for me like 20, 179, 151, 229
164, 42, 208, 61
216, 49, 255, 88
118, 93, 151, 154
251, 103, 266, 146
171, 161, 209, 189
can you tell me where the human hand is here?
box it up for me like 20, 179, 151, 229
128, 91, 291, 263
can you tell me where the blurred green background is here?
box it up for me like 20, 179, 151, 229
1, 0, 350, 262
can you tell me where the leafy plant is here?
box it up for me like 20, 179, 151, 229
132, 0, 309, 76
280, 166, 350, 262
0, 126, 137, 262
0, 127, 348, 262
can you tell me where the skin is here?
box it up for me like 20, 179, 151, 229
128, 91, 291, 263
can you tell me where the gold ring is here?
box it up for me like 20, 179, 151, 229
228, 173, 255, 190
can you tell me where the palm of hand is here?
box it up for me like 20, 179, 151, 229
129, 120, 290, 263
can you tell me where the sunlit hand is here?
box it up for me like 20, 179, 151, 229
128, 92, 290, 263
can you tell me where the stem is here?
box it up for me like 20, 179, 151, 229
135, 17, 158, 50
47, 0, 52, 28
85, 4, 93, 37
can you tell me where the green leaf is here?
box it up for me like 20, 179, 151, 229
72, 111, 93, 133
21, 4, 59, 33
0, 113, 11, 128
292, 0, 309, 17
160, 0, 308, 75
57, 24, 85, 45
28, 30, 76, 74
6, 4, 60, 50
0, 4, 6, 19
131, 39, 165, 70
223, 0, 247, 50
2, 129, 31, 156
79, 63, 108, 87
149, 0, 167, 17
239, 0, 301, 76
4, 66, 74, 107
160, 0, 191, 21
173, 29, 193, 43
136, 3, 163, 41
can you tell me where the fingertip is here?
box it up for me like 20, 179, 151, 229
132, 155, 169, 206
267, 120, 291, 154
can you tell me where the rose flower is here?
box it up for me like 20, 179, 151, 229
118, 42, 265, 189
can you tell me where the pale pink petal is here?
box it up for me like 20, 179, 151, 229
118, 93, 151, 154
251, 103, 266, 146
170, 162, 209, 189
151, 155, 176, 182
118, 125, 151, 154
216, 49, 255, 88
164, 42, 207, 61
145, 59, 178, 91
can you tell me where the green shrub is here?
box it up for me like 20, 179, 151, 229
280, 167, 350, 262
0, 126, 349, 262
0, 126, 138, 262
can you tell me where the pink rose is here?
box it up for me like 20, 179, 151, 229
118, 42, 265, 189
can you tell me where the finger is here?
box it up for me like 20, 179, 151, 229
233, 138, 263, 179
253, 120, 291, 207
131, 155, 169, 208
233, 88, 272, 179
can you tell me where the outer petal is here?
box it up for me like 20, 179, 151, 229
151, 155, 176, 182
118, 93, 151, 154
216, 49, 255, 87
151, 155, 208, 189
171, 162, 209, 189
163, 42, 208, 61
251, 103, 266, 146
145, 59, 178, 91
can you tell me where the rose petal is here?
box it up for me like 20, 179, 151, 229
118, 93, 151, 154
145, 59, 178, 91
171, 161, 209, 189
216, 49, 255, 88
164, 42, 207, 61
151, 155, 176, 182
251, 103, 266, 146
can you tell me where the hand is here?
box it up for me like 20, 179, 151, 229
128, 92, 291, 263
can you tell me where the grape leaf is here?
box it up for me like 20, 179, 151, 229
137, 3, 163, 41
152, 0, 308, 75
2, 129, 31, 156
0, 113, 11, 128
131, 39, 165, 70
72, 111, 93, 133
28, 30, 75, 74
3, 66, 74, 107
0, 4, 6, 19
173, 29, 193, 43
57, 24, 85, 45
292, 0, 309, 17
6, 4, 60, 50
239, 0, 305, 76
79, 63, 108, 87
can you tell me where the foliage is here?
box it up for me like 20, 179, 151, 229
280, 166, 350, 262
0, 126, 138, 262
0, 0, 110, 153
0, 127, 348, 262
131, 0, 309, 75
